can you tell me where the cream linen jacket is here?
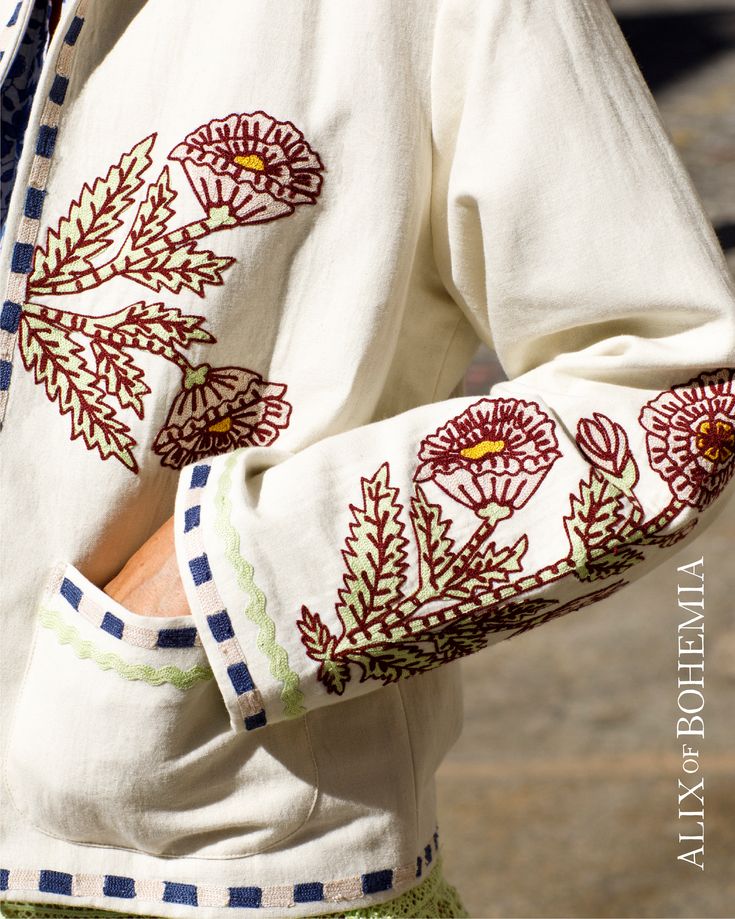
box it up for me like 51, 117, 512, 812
1, 1, 734, 917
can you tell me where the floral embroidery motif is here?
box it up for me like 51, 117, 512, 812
17, 111, 324, 472
414, 398, 562, 521
169, 111, 323, 224
639, 367, 735, 510
152, 363, 292, 469
297, 369, 734, 693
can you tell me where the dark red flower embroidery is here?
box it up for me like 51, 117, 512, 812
18, 112, 324, 473
576, 411, 638, 488
299, 374, 734, 696
413, 398, 562, 516
152, 363, 292, 469
169, 111, 324, 225
639, 367, 735, 510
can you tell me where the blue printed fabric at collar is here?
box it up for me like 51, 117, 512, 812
0, 0, 68, 254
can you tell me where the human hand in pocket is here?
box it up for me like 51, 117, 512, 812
103, 516, 191, 617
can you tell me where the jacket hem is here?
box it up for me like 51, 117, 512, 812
0, 828, 441, 917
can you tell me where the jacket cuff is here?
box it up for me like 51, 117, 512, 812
173, 454, 270, 733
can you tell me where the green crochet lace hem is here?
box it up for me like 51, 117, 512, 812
39, 606, 213, 690
0, 857, 468, 918
331, 858, 469, 918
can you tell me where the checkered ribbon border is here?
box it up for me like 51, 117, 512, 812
45, 562, 204, 651
181, 462, 267, 731
0, 830, 440, 910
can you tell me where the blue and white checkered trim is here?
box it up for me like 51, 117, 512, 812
0, 828, 441, 910
0, 0, 87, 430
46, 562, 204, 651
180, 462, 267, 731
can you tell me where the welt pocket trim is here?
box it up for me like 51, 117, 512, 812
45, 561, 204, 652
38, 605, 214, 691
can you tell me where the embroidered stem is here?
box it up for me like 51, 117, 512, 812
390, 558, 579, 641
119, 206, 237, 263
23, 301, 198, 370
431, 516, 497, 586
641, 497, 685, 536
388, 501, 689, 640
344, 514, 497, 647
341, 495, 689, 648
29, 209, 236, 296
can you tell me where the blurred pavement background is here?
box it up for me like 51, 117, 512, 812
436, 2, 735, 916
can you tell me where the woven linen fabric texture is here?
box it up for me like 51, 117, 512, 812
0, 0, 734, 917
168, 0, 735, 730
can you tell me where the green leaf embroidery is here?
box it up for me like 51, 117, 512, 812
439, 534, 527, 602
119, 240, 236, 297
409, 484, 454, 597
90, 338, 151, 418
336, 462, 410, 645
30, 134, 156, 290
319, 656, 352, 695
564, 469, 628, 579
120, 165, 177, 254
19, 313, 138, 471
297, 606, 335, 660
89, 299, 216, 352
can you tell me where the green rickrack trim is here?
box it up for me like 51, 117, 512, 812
0, 858, 469, 919
214, 451, 306, 718
39, 606, 213, 691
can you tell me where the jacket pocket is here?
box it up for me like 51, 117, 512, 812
4, 561, 318, 859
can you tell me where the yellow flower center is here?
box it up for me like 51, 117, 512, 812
696, 419, 734, 464
208, 417, 232, 433
460, 439, 505, 460
234, 153, 265, 172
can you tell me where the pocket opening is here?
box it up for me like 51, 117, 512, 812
4, 561, 319, 859
47, 561, 204, 650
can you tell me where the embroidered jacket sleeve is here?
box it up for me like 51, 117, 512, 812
173, 0, 735, 733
